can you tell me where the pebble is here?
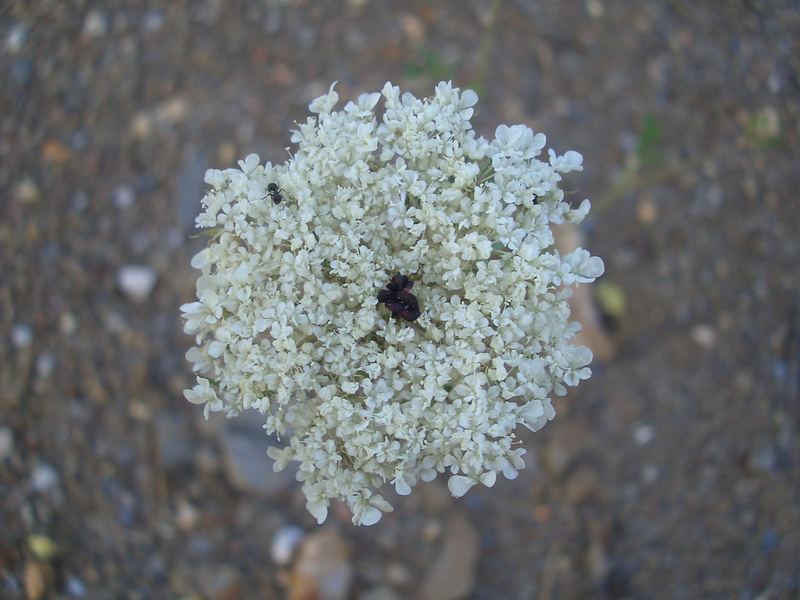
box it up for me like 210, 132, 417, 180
187, 533, 213, 557
748, 442, 777, 473
27, 535, 57, 561
747, 106, 780, 143
586, 0, 605, 19
65, 575, 87, 598
0, 427, 13, 460
11, 324, 33, 348
691, 324, 717, 349
5, 23, 27, 53
290, 527, 352, 600
70, 129, 88, 151
384, 562, 411, 587
24, 561, 51, 600
420, 512, 478, 600
359, 586, 403, 600
271, 525, 305, 566
633, 424, 655, 446
112, 184, 135, 209
58, 312, 77, 336
82, 11, 108, 38
128, 400, 152, 422
141, 10, 164, 33
641, 464, 659, 484
636, 196, 658, 225
565, 468, 598, 504
220, 428, 296, 497
155, 96, 188, 125
421, 518, 443, 543
155, 413, 194, 469
533, 504, 552, 523
419, 481, 452, 512
216, 140, 237, 166
195, 565, 239, 600
117, 265, 157, 302
760, 529, 779, 553
130, 112, 154, 139
175, 498, 200, 531
13, 179, 40, 204
10, 60, 33, 89
542, 420, 590, 477
587, 529, 610, 585
35, 353, 55, 379
399, 14, 425, 42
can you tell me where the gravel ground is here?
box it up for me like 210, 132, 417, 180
1, 1, 799, 599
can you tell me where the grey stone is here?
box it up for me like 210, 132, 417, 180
156, 412, 195, 469
0, 427, 13, 461
271, 525, 305, 565
420, 512, 478, 600
31, 463, 59, 493
117, 265, 157, 302
359, 586, 404, 600
221, 427, 295, 497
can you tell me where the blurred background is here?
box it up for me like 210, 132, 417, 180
1, 1, 799, 599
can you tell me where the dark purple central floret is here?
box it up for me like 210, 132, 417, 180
377, 274, 421, 322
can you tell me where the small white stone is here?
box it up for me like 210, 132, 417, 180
175, 498, 200, 531
586, 0, 605, 18
36, 353, 55, 378
0, 427, 13, 461
82, 11, 107, 38
66, 575, 87, 598
691, 324, 716, 349
142, 10, 164, 33
270, 525, 305, 566
642, 464, 659, 485
633, 424, 654, 447
112, 185, 135, 209
5, 24, 27, 53
118, 265, 157, 302
31, 462, 59, 492
59, 312, 78, 335
11, 324, 32, 348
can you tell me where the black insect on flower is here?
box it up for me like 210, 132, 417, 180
266, 182, 284, 204
377, 274, 421, 322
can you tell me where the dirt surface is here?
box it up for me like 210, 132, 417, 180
1, 1, 799, 599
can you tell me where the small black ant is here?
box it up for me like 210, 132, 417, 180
266, 182, 284, 204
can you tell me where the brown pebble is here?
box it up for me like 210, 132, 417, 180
419, 512, 478, 600
290, 527, 352, 600
24, 561, 52, 600
42, 140, 71, 163
533, 504, 552, 523
636, 196, 658, 225
565, 468, 598, 504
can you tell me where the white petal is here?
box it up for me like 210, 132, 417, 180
448, 475, 476, 498
480, 470, 497, 488
306, 500, 328, 525
395, 478, 411, 496
461, 89, 479, 108
420, 469, 437, 482
358, 505, 382, 526
208, 341, 226, 358
582, 256, 605, 279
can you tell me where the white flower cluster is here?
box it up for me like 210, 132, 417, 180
181, 82, 604, 526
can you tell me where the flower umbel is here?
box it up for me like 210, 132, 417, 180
181, 81, 604, 525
